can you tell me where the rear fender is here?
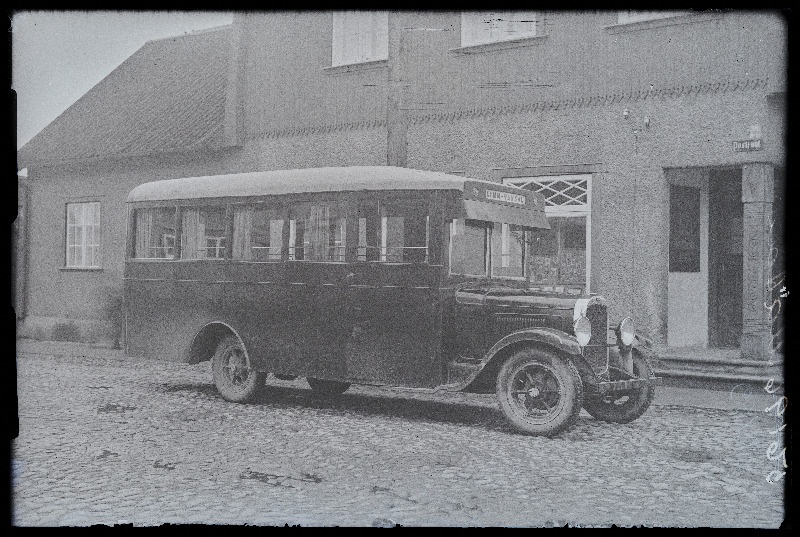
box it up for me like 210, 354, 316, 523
458, 327, 596, 393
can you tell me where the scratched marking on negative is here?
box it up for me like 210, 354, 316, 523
762, 215, 787, 484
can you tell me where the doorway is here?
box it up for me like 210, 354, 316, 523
708, 168, 743, 348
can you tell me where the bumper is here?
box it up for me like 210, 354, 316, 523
596, 376, 662, 394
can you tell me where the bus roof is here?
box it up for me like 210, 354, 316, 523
127, 166, 517, 203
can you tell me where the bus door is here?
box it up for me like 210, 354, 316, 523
344, 194, 445, 388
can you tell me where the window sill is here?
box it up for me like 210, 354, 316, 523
604, 12, 723, 34
60, 266, 103, 272
323, 59, 388, 75
450, 35, 548, 55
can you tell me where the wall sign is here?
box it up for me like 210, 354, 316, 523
733, 139, 762, 152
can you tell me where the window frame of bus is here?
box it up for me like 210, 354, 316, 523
354, 191, 435, 265
128, 190, 446, 265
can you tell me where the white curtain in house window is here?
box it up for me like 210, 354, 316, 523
461, 11, 537, 47
332, 11, 389, 66
232, 207, 253, 260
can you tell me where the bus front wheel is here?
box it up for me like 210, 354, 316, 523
496, 348, 584, 436
212, 335, 266, 403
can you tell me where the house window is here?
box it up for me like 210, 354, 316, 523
669, 185, 701, 272
332, 11, 388, 66
134, 207, 176, 259
461, 11, 538, 47
65, 202, 101, 268
180, 206, 227, 260
503, 175, 592, 293
617, 10, 693, 24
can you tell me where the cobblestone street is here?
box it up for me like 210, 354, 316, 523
13, 345, 785, 527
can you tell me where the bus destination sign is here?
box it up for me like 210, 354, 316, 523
485, 189, 526, 206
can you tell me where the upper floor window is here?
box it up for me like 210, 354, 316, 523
461, 11, 538, 47
617, 10, 693, 24
134, 207, 175, 259
332, 11, 388, 66
180, 206, 227, 260
66, 202, 101, 268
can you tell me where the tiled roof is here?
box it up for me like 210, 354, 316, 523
18, 26, 232, 167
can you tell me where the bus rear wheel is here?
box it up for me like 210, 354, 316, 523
307, 378, 350, 396
496, 348, 583, 436
211, 335, 265, 403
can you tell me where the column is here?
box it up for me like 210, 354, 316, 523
740, 163, 774, 360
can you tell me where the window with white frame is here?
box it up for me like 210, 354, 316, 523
461, 11, 538, 47
332, 11, 389, 67
66, 202, 101, 268
617, 10, 693, 24
503, 175, 592, 293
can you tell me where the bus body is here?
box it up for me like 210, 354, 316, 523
124, 166, 659, 436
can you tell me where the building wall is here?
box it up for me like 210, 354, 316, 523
405, 84, 782, 343
20, 150, 247, 344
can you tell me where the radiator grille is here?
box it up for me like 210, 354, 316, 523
583, 303, 609, 377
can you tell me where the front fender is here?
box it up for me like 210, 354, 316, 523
456, 327, 583, 393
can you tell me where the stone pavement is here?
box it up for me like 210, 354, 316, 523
12, 339, 787, 527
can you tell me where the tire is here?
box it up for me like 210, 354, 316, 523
496, 348, 584, 436
307, 377, 350, 396
583, 349, 655, 423
211, 335, 266, 403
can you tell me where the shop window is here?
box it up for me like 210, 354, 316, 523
503, 175, 592, 293
358, 198, 429, 263
669, 185, 701, 272
461, 11, 538, 47
180, 206, 227, 260
232, 206, 284, 261
289, 202, 346, 262
66, 202, 101, 268
134, 207, 176, 259
332, 11, 388, 66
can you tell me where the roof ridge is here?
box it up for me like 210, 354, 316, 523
143, 23, 232, 45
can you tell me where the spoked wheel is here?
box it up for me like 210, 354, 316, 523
583, 349, 655, 423
496, 348, 583, 436
211, 335, 266, 403
307, 377, 350, 396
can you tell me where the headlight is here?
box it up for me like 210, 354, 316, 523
573, 316, 592, 347
618, 317, 635, 347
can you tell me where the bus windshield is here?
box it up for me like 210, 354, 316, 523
449, 219, 527, 279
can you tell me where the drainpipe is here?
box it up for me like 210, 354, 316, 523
386, 12, 407, 167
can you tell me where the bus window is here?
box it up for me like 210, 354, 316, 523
180, 206, 227, 259
232, 206, 284, 261
491, 223, 527, 279
134, 207, 176, 259
449, 219, 488, 276
288, 202, 346, 262
358, 198, 429, 263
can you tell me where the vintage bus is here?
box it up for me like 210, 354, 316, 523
124, 166, 659, 436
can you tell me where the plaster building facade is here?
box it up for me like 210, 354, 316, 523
17, 11, 786, 375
